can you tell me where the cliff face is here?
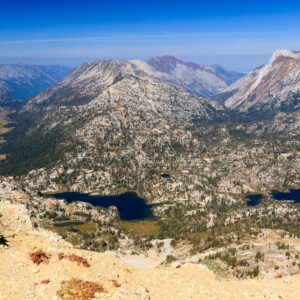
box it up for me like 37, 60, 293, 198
1, 191, 300, 300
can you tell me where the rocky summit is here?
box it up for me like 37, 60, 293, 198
216, 50, 300, 116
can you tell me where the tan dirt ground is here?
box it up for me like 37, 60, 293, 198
0, 201, 300, 300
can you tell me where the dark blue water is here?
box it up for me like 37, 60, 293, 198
161, 173, 171, 178
3, 123, 15, 128
246, 194, 263, 206
272, 189, 300, 203
49, 192, 153, 221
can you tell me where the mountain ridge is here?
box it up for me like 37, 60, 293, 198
145, 55, 244, 97
0, 57, 243, 107
215, 49, 300, 116
23, 58, 226, 122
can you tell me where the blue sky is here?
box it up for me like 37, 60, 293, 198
1, 0, 300, 71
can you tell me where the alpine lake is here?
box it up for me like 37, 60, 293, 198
45, 191, 161, 237
246, 189, 300, 207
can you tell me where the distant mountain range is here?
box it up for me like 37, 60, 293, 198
145, 56, 244, 97
0, 58, 243, 107
215, 50, 300, 117
23, 59, 226, 122
2, 52, 300, 177
2, 51, 300, 117
0, 64, 73, 105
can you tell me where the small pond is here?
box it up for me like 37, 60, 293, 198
161, 173, 171, 178
246, 189, 300, 206
54, 221, 85, 227
272, 189, 300, 203
246, 194, 263, 206
3, 123, 15, 128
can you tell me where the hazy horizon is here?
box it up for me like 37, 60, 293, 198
0, 53, 272, 73
1, 0, 300, 72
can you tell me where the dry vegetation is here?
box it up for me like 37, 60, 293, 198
120, 220, 160, 238
57, 278, 106, 300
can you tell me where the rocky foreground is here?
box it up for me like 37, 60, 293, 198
0, 200, 299, 300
